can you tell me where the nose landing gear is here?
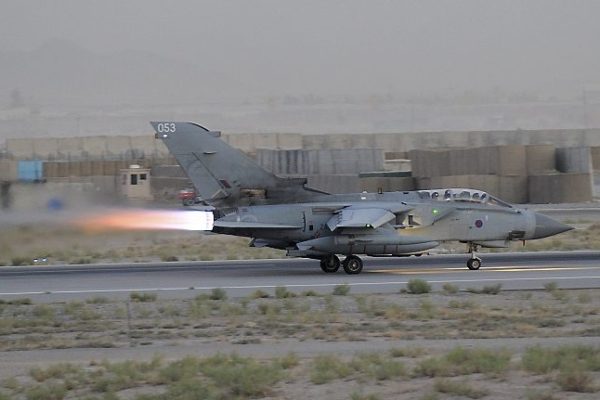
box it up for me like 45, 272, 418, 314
466, 242, 482, 270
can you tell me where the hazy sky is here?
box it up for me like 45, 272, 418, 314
2, 0, 600, 98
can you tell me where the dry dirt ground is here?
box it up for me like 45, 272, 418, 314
0, 286, 599, 399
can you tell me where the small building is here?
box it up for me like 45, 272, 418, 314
120, 165, 152, 200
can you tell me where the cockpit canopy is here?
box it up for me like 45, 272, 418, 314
417, 188, 512, 208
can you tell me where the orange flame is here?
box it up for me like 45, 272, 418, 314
73, 209, 214, 232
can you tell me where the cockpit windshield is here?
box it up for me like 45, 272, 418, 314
417, 188, 512, 208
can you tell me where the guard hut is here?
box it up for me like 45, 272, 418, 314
120, 164, 152, 200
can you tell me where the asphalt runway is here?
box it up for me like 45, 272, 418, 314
1, 251, 600, 301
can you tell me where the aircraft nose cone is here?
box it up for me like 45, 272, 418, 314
533, 213, 573, 239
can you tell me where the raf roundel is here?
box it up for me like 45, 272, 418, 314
475, 219, 484, 228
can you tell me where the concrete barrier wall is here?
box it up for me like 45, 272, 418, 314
7, 128, 600, 160
151, 165, 187, 178
305, 175, 362, 194
556, 147, 592, 173
0, 160, 18, 181
257, 148, 384, 175
43, 160, 151, 178
6, 136, 171, 160
360, 177, 415, 193
223, 133, 303, 153
528, 173, 593, 203
525, 145, 556, 174
410, 146, 527, 178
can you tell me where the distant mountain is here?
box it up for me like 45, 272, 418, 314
0, 39, 248, 107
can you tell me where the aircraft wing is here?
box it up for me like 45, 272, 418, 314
214, 220, 301, 230
327, 207, 397, 231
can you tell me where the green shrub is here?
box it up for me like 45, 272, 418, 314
11, 257, 30, 266
275, 286, 295, 298
389, 347, 426, 358
249, 289, 270, 299
129, 292, 157, 302
442, 283, 459, 294
406, 279, 431, 294
433, 379, 488, 399
350, 392, 382, 400
416, 347, 511, 377
466, 284, 502, 294
332, 284, 350, 296
25, 383, 67, 400
160, 255, 179, 262
310, 355, 353, 384
524, 389, 559, 400
209, 288, 227, 301
30, 363, 81, 382
198, 354, 284, 397
522, 345, 600, 374
275, 352, 300, 369
556, 367, 595, 392
543, 282, 558, 292
349, 352, 406, 381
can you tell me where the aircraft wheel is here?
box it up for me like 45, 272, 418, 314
320, 255, 340, 273
343, 255, 363, 275
467, 257, 482, 270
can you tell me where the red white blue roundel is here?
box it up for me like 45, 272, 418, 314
475, 219, 484, 228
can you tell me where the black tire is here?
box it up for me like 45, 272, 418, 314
320, 255, 340, 273
467, 257, 481, 270
343, 255, 363, 275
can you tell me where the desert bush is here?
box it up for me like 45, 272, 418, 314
433, 379, 488, 399
209, 288, 227, 301
466, 284, 502, 294
30, 363, 81, 382
349, 352, 406, 381
275, 286, 295, 299
275, 352, 300, 369
390, 347, 426, 358
310, 354, 353, 384
442, 283, 459, 294
416, 347, 511, 377
332, 284, 350, 296
198, 353, 284, 397
25, 383, 67, 400
524, 389, 559, 400
350, 392, 382, 400
11, 257, 30, 266
543, 282, 558, 292
249, 289, 270, 299
407, 279, 431, 294
129, 292, 157, 302
522, 345, 600, 374
556, 367, 596, 392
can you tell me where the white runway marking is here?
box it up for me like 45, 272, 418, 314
2, 275, 600, 296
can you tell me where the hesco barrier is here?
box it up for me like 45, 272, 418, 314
528, 173, 593, 203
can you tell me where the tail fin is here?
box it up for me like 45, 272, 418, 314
151, 122, 323, 206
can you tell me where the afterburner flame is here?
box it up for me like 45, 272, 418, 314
74, 209, 214, 232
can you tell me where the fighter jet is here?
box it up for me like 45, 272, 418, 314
151, 122, 573, 274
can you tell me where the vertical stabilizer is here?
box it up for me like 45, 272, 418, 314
151, 122, 322, 206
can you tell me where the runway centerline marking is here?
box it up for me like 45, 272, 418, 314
369, 265, 599, 274
2, 275, 600, 296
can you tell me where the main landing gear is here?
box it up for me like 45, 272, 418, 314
320, 254, 363, 275
466, 242, 482, 270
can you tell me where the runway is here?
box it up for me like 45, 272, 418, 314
1, 251, 600, 301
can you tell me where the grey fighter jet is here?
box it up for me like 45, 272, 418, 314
151, 122, 572, 274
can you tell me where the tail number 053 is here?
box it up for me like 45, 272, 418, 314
157, 123, 176, 133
